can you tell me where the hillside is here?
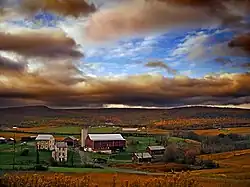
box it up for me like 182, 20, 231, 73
0, 106, 249, 129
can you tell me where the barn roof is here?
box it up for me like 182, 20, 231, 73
134, 152, 152, 159
64, 136, 77, 141
88, 134, 125, 141
147, 145, 165, 151
35, 134, 54, 141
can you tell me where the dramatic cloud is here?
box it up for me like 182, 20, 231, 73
228, 33, 250, 54
0, 55, 26, 73
145, 61, 177, 75
0, 29, 83, 58
83, 0, 250, 42
84, 0, 221, 42
19, 0, 96, 17
0, 69, 249, 107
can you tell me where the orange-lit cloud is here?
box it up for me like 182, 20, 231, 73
84, 0, 221, 42
0, 68, 249, 107
20, 0, 96, 17
0, 30, 83, 58
84, 0, 249, 42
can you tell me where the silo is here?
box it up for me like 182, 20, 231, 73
81, 126, 89, 147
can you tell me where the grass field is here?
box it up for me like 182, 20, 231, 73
0, 142, 82, 168
17, 126, 120, 134
194, 127, 250, 136
0, 131, 69, 141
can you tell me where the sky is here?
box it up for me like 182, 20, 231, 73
0, 0, 249, 109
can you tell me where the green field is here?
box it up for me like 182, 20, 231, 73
48, 167, 114, 173
37, 126, 120, 134
0, 142, 82, 169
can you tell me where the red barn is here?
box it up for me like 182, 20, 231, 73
85, 134, 126, 151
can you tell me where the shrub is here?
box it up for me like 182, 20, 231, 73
20, 148, 29, 156
202, 160, 219, 169
34, 164, 48, 171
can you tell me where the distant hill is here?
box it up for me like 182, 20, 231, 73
0, 106, 249, 129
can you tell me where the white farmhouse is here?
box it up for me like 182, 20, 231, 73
52, 142, 68, 162
35, 134, 55, 151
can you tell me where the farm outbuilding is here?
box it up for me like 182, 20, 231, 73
21, 136, 37, 142
146, 146, 165, 156
85, 134, 126, 151
0, 137, 7, 144
122, 128, 139, 132
132, 152, 152, 163
63, 136, 79, 147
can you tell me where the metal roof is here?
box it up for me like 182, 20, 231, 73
56, 142, 68, 148
88, 134, 125, 141
122, 128, 138, 131
35, 134, 54, 141
64, 136, 77, 140
134, 152, 152, 159
147, 146, 165, 151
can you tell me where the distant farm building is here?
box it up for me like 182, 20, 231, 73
63, 136, 79, 147
52, 142, 68, 162
146, 146, 165, 156
36, 134, 55, 151
0, 137, 7, 144
21, 136, 37, 142
122, 128, 139, 132
85, 134, 126, 151
132, 152, 152, 163
7, 138, 16, 144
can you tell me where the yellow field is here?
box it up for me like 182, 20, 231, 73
1, 171, 250, 187
194, 127, 250, 136
194, 149, 250, 181
198, 149, 250, 161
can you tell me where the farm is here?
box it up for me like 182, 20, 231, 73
0, 106, 249, 186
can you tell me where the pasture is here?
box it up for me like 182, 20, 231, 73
194, 127, 250, 136
17, 126, 120, 134
0, 142, 82, 169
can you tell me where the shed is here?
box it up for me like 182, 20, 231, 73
21, 136, 37, 142
85, 134, 126, 151
146, 145, 165, 155
132, 152, 152, 163
122, 128, 139, 132
0, 137, 7, 144
63, 136, 79, 147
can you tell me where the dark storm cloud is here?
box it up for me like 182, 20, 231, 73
19, 0, 97, 17
145, 61, 178, 75
0, 72, 249, 107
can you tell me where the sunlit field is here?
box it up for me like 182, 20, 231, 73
194, 127, 250, 136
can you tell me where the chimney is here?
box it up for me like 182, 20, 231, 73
81, 126, 89, 147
